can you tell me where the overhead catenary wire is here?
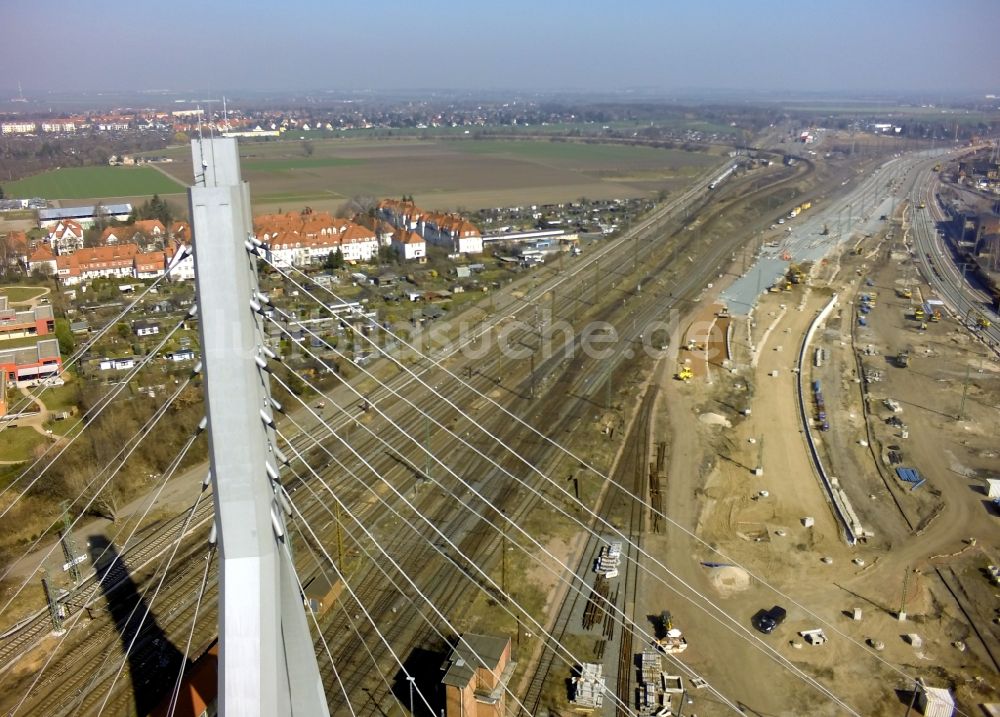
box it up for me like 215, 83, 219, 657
262, 300, 856, 714
0, 372, 199, 626
270, 256, 947, 705
278, 441, 541, 717
269, 369, 716, 717
6, 413, 206, 715
271, 371, 803, 716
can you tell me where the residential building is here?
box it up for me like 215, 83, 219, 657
46, 220, 85, 254
0, 121, 37, 135
391, 230, 427, 262
40, 121, 77, 133
165, 241, 196, 280
441, 634, 514, 717
134, 251, 166, 280
255, 210, 378, 267
338, 223, 378, 262
131, 219, 167, 242
166, 349, 196, 362
378, 199, 483, 254
56, 244, 140, 285
26, 244, 57, 276
0, 296, 55, 341
2, 231, 29, 269
0, 339, 61, 385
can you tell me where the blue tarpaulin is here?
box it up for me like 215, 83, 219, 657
895, 467, 925, 490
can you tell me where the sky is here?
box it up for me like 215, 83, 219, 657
3, 0, 999, 96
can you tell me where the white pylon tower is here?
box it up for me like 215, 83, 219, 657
189, 137, 329, 716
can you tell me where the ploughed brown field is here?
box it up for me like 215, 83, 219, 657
154, 137, 722, 212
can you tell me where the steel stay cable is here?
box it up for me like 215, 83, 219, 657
0, 309, 195, 512
288, 515, 383, 717
6, 418, 203, 715
0, 373, 196, 623
271, 376, 657, 717
266, 309, 862, 714
275, 385, 769, 717
93, 483, 212, 715
279, 490, 438, 717
280, 524, 360, 717
0, 269, 176, 433
285, 468, 449, 712
279, 439, 540, 717
266, 318, 863, 715
166, 546, 216, 717
275, 255, 945, 704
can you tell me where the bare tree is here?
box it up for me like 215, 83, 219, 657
337, 195, 378, 218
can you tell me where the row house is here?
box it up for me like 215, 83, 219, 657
40, 121, 77, 133
55, 244, 140, 285
377, 199, 483, 254
378, 199, 422, 232
1, 122, 37, 135
29, 242, 190, 283
414, 211, 483, 254
391, 229, 427, 262
255, 211, 378, 267
134, 251, 166, 280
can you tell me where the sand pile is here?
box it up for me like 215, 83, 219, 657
698, 412, 732, 428
705, 565, 751, 596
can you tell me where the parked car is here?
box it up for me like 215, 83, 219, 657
752, 605, 787, 634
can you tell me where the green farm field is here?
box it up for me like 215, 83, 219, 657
5, 166, 184, 200
154, 137, 722, 214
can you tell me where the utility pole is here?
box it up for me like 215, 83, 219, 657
60, 502, 81, 585
529, 352, 535, 399
190, 137, 328, 716
335, 501, 346, 575
42, 570, 64, 634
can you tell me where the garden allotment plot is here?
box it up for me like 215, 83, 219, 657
156, 137, 719, 212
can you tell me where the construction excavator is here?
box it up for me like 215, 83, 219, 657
675, 365, 693, 382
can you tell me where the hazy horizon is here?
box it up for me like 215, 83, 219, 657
3, 0, 999, 97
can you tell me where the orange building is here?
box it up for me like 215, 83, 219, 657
441, 634, 515, 717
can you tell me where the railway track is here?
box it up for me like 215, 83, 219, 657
0, 498, 215, 676
0, 150, 817, 714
